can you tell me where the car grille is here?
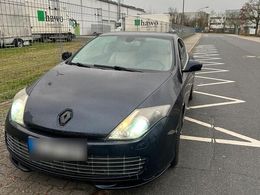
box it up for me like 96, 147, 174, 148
6, 134, 146, 180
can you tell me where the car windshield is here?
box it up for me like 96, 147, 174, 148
71, 35, 173, 71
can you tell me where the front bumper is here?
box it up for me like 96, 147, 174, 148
5, 117, 177, 189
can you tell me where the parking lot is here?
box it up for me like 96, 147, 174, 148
0, 34, 260, 194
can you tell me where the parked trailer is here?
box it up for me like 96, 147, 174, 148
119, 14, 171, 32
26, 0, 78, 42
0, 0, 33, 48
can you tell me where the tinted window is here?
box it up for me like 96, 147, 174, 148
71, 35, 173, 71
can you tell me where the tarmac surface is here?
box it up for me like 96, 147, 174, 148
0, 33, 260, 194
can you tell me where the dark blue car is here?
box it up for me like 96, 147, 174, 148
5, 32, 202, 189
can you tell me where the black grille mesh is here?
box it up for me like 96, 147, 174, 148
6, 134, 146, 179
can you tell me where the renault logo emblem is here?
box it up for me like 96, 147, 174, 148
58, 109, 73, 126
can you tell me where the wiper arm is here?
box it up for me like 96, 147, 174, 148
93, 64, 142, 72
68, 62, 91, 68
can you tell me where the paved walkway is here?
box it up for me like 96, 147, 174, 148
0, 33, 202, 195
184, 33, 202, 52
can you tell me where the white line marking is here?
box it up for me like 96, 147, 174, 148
184, 117, 258, 143
215, 139, 260, 148
196, 76, 235, 86
196, 68, 229, 74
202, 62, 225, 67
196, 76, 234, 82
245, 55, 256, 58
186, 45, 259, 148
197, 81, 235, 87
194, 57, 222, 60
194, 91, 242, 101
181, 135, 212, 142
181, 135, 260, 148
188, 101, 244, 109
195, 51, 219, 54
182, 117, 260, 148
188, 91, 245, 109
194, 53, 219, 56
215, 126, 259, 143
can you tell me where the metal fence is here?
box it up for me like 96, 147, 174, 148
0, 0, 144, 103
172, 24, 196, 38
0, 0, 195, 122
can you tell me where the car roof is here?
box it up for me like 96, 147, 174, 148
101, 31, 179, 39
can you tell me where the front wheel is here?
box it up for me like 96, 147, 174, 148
170, 133, 180, 167
170, 110, 184, 168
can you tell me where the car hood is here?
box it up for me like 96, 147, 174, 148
24, 64, 171, 137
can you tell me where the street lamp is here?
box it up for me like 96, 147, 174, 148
182, 0, 185, 26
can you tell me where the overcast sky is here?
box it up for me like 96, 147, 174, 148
123, 0, 248, 13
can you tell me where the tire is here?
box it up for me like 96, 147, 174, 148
66, 36, 72, 42
170, 133, 180, 167
66, 33, 73, 42
15, 39, 24, 48
170, 110, 184, 167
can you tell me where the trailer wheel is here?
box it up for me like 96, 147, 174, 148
66, 35, 73, 42
15, 39, 24, 48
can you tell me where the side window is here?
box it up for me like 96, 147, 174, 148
178, 39, 188, 69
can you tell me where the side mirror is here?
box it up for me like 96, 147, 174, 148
62, 52, 72, 61
182, 60, 203, 72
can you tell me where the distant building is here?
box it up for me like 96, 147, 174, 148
208, 13, 225, 33
209, 9, 259, 35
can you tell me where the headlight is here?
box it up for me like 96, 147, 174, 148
10, 88, 28, 126
108, 105, 171, 140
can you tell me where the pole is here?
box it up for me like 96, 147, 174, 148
118, 0, 121, 21
80, 0, 83, 36
182, 0, 185, 26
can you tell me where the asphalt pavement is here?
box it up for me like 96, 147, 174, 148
112, 34, 260, 195
0, 34, 260, 194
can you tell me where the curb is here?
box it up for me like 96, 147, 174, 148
188, 34, 202, 53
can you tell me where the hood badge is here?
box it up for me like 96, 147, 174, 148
58, 109, 73, 126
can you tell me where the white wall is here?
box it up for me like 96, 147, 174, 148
62, 0, 145, 34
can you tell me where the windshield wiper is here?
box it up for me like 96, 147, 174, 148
93, 64, 142, 72
68, 62, 91, 68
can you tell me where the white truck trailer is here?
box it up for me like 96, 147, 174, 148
0, 0, 33, 48
119, 14, 171, 33
0, 0, 78, 47
25, 0, 78, 42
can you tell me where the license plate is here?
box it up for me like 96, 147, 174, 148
27, 137, 87, 161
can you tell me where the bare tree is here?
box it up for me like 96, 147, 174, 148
240, 0, 260, 35
196, 11, 209, 30
225, 11, 241, 34
168, 7, 181, 25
